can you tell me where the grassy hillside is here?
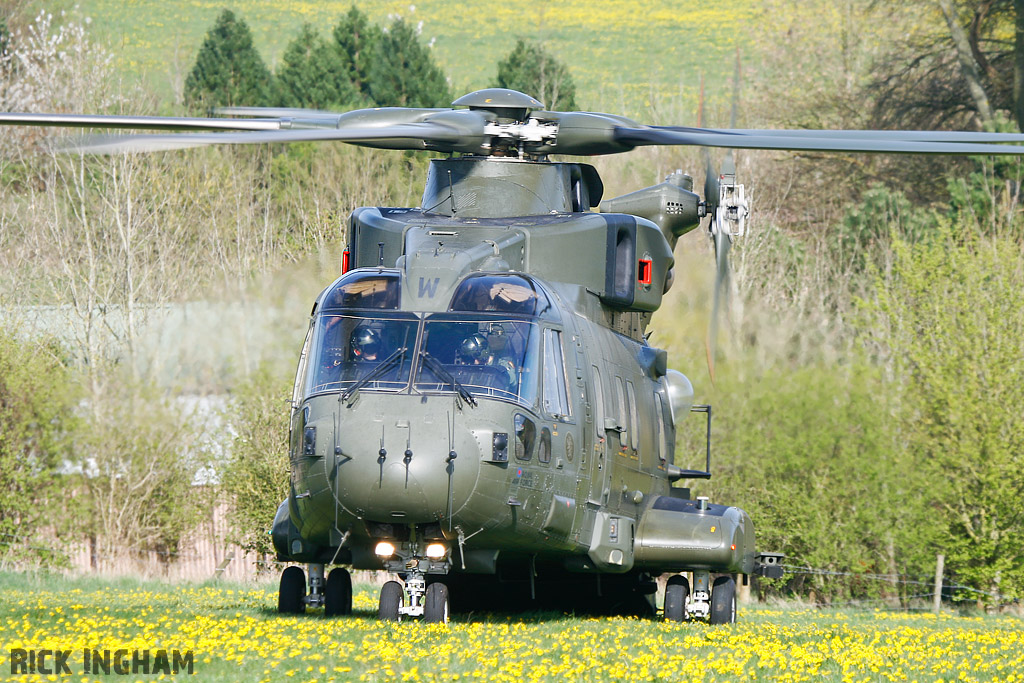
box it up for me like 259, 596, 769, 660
41, 0, 756, 118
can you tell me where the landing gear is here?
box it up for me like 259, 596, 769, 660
278, 566, 306, 614
324, 568, 353, 616
376, 573, 451, 624
664, 574, 690, 622
710, 575, 737, 624
423, 582, 450, 624
664, 572, 737, 624
379, 580, 404, 621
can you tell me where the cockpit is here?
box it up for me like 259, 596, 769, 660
294, 270, 569, 414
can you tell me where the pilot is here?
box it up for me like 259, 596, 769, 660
458, 332, 517, 388
457, 332, 489, 365
351, 327, 382, 361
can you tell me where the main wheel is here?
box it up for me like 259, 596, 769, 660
664, 575, 690, 623
278, 566, 306, 614
423, 582, 450, 624
378, 580, 404, 621
710, 575, 737, 624
324, 568, 352, 616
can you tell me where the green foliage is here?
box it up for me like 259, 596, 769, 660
275, 24, 358, 110
220, 364, 290, 559
332, 5, 381, 103
702, 359, 934, 602
862, 229, 1024, 600
71, 382, 213, 561
184, 9, 272, 109
495, 39, 578, 111
367, 17, 451, 108
946, 154, 1024, 238
0, 329, 75, 567
835, 183, 938, 270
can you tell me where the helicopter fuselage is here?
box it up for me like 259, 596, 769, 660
271, 157, 772, 613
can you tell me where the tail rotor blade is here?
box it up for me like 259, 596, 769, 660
705, 226, 731, 383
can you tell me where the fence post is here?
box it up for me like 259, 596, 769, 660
932, 553, 944, 615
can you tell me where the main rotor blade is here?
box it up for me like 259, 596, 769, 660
0, 112, 286, 132
214, 106, 342, 118
61, 120, 481, 154
658, 126, 1024, 144
48, 109, 489, 155
614, 126, 1024, 155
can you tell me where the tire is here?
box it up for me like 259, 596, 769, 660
379, 580, 404, 621
278, 566, 306, 614
664, 575, 690, 623
324, 568, 352, 617
423, 582, 450, 624
710, 575, 737, 625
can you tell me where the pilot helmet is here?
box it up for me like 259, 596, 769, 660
351, 327, 382, 358
458, 332, 489, 363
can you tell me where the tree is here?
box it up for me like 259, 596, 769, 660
0, 329, 75, 567
862, 228, 1024, 601
495, 39, 578, 111
184, 9, 272, 109
275, 24, 357, 110
220, 364, 290, 560
868, 0, 1024, 132
332, 5, 381, 103
367, 17, 450, 108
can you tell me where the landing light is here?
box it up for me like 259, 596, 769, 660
425, 543, 447, 559
374, 541, 396, 557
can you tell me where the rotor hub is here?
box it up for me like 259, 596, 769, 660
452, 88, 544, 124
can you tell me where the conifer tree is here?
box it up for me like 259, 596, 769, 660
184, 9, 273, 109
332, 5, 381, 103
367, 17, 450, 108
276, 24, 356, 110
495, 39, 578, 111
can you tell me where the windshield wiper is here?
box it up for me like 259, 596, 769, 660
342, 346, 406, 404
419, 352, 477, 407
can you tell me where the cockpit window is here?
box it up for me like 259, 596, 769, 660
320, 270, 400, 310
449, 274, 558, 320
415, 314, 540, 408
305, 312, 417, 397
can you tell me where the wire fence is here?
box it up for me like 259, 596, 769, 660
1, 530, 1020, 611
779, 562, 1020, 612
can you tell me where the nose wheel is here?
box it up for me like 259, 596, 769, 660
377, 571, 450, 624
663, 572, 736, 624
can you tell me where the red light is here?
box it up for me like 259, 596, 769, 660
731, 544, 736, 551
637, 259, 652, 285
342, 250, 351, 273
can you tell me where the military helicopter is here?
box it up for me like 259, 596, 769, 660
6, 87, 1024, 625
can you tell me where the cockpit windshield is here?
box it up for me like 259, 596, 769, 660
449, 273, 558, 321
299, 271, 550, 408
415, 314, 540, 407
305, 312, 417, 396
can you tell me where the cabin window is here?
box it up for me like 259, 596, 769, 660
542, 329, 572, 420
320, 269, 401, 310
449, 273, 558, 321
654, 392, 667, 465
416, 314, 540, 408
626, 381, 640, 452
538, 427, 552, 464
292, 323, 314, 406
614, 377, 629, 450
514, 414, 536, 461
592, 365, 606, 441
305, 312, 417, 397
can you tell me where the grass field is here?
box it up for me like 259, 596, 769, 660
1, 572, 1022, 682
37, 0, 756, 117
